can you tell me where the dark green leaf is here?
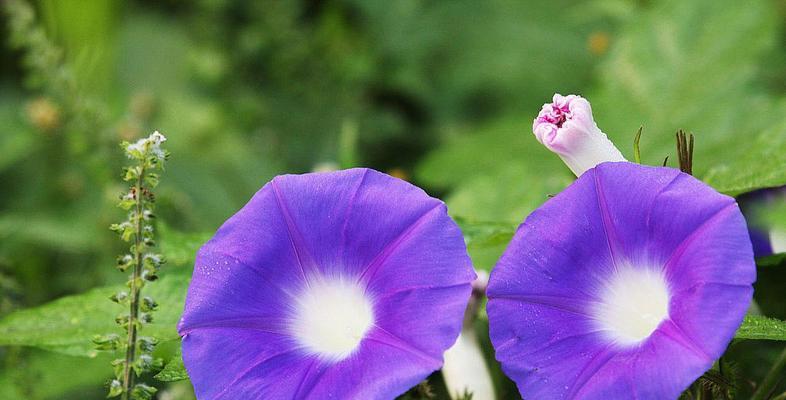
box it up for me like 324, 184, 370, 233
757, 253, 786, 269
0, 349, 112, 400
159, 224, 211, 267
456, 217, 516, 249
154, 348, 188, 382
702, 119, 786, 195
590, 0, 786, 193
0, 213, 100, 252
0, 272, 189, 356
735, 315, 786, 341
417, 118, 572, 223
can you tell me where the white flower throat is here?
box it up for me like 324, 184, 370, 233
592, 266, 670, 345
290, 276, 375, 361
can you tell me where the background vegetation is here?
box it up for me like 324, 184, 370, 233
1, 0, 786, 398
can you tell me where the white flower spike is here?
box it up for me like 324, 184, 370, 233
126, 130, 167, 161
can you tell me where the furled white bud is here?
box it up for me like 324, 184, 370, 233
442, 271, 495, 400
533, 94, 625, 176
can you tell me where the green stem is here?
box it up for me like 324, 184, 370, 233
752, 345, 786, 400
633, 126, 642, 164
121, 166, 145, 400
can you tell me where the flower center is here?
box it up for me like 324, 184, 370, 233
290, 276, 375, 360
539, 102, 571, 128
592, 266, 670, 345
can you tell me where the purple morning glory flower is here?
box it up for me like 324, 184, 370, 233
487, 162, 755, 399
178, 168, 475, 399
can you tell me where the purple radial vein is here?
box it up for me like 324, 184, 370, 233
489, 294, 597, 317
366, 326, 443, 366
658, 320, 712, 362
356, 203, 443, 287
179, 318, 291, 336
212, 348, 301, 400
339, 168, 369, 255
567, 343, 618, 399
271, 179, 317, 285
292, 358, 329, 399
662, 202, 735, 273
592, 170, 624, 273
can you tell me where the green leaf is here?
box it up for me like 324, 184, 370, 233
159, 224, 211, 267
757, 253, 786, 269
0, 349, 112, 400
0, 88, 38, 173
456, 217, 516, 250
417, 0, 786, 234
454, 217, 518, 271
117, 12, 192, 94
590, 0, 786, 193
0, 272, 189, 357
0, 119, 37, 174
411, 0, 603, 227
154, 348, 188, 382
702, 117, 786, 195
735, 315, 786, 341
351, 0, 598, 121
418, 118, 573, 223
0, 212, 101, 252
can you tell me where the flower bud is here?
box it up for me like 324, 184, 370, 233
137, 354, 154, 370
109, 291, 128, 303
92, 333, 120, 350
115, 314, 129, 327
141, 296, 158, 312
533, 94, 625, 176
442, 271, 495, 400
108, 379, 123, 397
131, 383, 157, 400
141, 268, 158, 281
138, 336, 157, 353
144, 253, 162, 266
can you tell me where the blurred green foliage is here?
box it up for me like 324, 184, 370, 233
1, 0, 786, 398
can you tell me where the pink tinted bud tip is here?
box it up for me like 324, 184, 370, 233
533, 94, 626, 176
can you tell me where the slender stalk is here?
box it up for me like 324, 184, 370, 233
98, 132, 166, 399
676, 130, 694, 175
751, 345, 786, 400
633, 126, 643, 164
121, 167, 145, 400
